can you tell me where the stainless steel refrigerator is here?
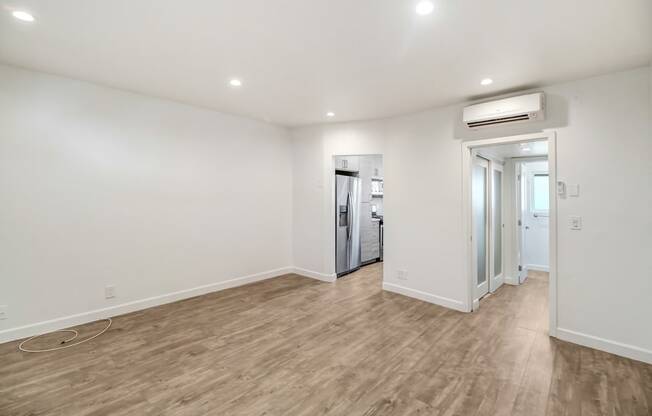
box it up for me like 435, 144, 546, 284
335, 174, 361, 277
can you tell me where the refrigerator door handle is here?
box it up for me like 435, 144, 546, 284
347, 191, 352, 240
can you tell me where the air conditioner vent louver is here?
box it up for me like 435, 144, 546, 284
466, 114, 531, 128
463, 92, 545, 129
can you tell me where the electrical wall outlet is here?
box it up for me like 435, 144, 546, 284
397, 270, 408, 281
569, 216, 582, 230
105, 285, 116, 299
0, 305, 8, 320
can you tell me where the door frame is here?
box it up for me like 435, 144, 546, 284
462, 132, 558, 337
330, 154, 384, 278
516, 161, 526, 283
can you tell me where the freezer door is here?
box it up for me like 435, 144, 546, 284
348, 176, 362, 269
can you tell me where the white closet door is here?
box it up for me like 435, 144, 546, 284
490, 163, 504, 292
472, 156, 489, 300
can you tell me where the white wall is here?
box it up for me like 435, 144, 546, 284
0, 64, 294, 342
543, 67, 651, 363
1, 62, 650, 363
292, 106, 471, 310
382, 107, 468, 310
291, 122, 386, 279
291, 66, 652, 363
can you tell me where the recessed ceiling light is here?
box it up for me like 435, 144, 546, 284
12, 10, 35, 22
480, 78, 493, 86
522, 147, 532, 152
326, 112, 335, 118
229, 79, 242, 87
415, 1, 435, 15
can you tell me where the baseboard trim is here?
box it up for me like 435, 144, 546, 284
504, 276, 519, 285
0, 266, 294, 344
490, 276, 504, 292
292, 267, 337, 283
382, 282, 467, 312
556, 327, 652, 365
526, 264, 549, 272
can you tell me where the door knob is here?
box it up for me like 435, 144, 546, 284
525, 226, 530, 230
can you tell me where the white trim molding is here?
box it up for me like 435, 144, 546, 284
557, 327, 652, 365
461, 132, 558, 330
292, 267, 337, 283
383, 282, 467, 312
526, 264, 550, 272
0, 267, 295, 344
504, 276, 519, 285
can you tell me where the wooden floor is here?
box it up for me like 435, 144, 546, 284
1, 264, 651, 415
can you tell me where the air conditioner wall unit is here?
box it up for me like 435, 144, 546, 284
463, 92, 545, 129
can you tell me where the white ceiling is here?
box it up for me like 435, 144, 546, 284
478, 140, 548, 161
1, 0, 650, 126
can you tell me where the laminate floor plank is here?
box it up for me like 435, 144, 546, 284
1, 263, 650, 415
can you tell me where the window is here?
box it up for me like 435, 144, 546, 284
532, 173, 549, 215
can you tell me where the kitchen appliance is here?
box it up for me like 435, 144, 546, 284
335, 173, 361, 277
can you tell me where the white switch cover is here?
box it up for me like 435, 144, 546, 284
568, 184, 580, 197
569, 216, 582, 230
0, 305, 7, 320
397, 270, 408, 281
105, 285, 116, 299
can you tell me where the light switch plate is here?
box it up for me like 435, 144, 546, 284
569, 216, 582, 230
568, 184, 580, 197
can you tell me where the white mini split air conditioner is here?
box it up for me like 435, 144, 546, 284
463, 92, 545, 129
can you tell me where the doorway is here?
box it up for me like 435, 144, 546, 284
517, 159, 550, 282
333, 155, 384, 278
462, 132, 558, 336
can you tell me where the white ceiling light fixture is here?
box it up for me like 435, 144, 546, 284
326, 112, 335, 118
12, 10, 35, 22
415, 1, 435, 16
229, 78, 242, 87
480, 78, 493, 86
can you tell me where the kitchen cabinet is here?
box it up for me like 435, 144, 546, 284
371, 156, 384, 199
360, 203, 381, 263
359, 155, 384, 201
334, 155, 359, 172
359, 156, 374, 202
371, 155, 383, 179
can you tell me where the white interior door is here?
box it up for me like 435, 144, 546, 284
523, 164, 550, 273
472, 156, 489, 300
489, 163, 504, 292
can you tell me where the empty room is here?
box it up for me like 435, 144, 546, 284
1, 1, 651, 415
